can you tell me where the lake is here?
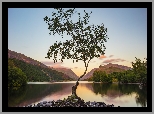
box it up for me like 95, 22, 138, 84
8, 81, 147, 107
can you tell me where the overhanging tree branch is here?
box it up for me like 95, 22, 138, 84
44, 8, 109, 97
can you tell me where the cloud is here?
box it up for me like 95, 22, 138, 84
99, 55, 107, 59
102, 58, 126, 63
109, 55, 114, 58
41, 61, 70, 68
42, 61, 63, 65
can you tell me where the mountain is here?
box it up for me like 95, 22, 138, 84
8, 49, 78, 80
8, 49, 48, 68
99, 63, 132, 70
9, 58, 75, 82
51, 67, 78, 80
81, 68, 98, 81
81, 63, 132, 80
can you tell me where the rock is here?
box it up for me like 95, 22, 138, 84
42, 104, 46, 107
46, 103, 50, 106
90, 102, 95, 105
43, 101, 47, 104
86, 101, 90, 105
95, 104, 99, 107
52, 100, 55, 103
24, 96, 119, 107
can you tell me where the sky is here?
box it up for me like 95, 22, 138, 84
8, 8, 147, 77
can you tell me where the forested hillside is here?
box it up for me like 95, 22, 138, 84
81, 63, 131, 80
8, 58, 74, 82
52, 68, 78, 80
8, 49, 78, 80
85, 58, 147, 85
8, 49, 47, 68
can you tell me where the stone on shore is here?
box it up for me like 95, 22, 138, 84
21, 95, 120, 107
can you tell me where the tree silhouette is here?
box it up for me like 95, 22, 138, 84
44, 8, 109, 97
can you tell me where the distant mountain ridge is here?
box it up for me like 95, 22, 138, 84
50, 67, 78, 80
8, 49, 48, 68
8, 49, 78, 80
81, 68, 98, 81
99, 63, 132, 70
81, 63, 132, 80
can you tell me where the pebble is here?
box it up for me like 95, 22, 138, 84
21, 96, 120, 107
43, 101, 47, 104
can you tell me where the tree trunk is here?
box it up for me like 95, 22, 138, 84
72, 81, 79, 96
71, 76, 82, 96
71, 60, 91, 97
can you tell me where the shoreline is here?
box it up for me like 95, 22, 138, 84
19, 95, 119, 107
91, 82, 142, 84
27, 81, 142, 84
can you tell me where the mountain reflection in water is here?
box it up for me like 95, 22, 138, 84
8, 81, 147, 107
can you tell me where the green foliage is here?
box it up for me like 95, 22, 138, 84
92, 70, 112, 83
132, 57, 147, 84
99, 71, 112, 83
8, 65, 27, 87
93, 70, 101, 82
8, 58, 73, 82
89, 57, 147, 85
44, 8, 109, 79
8, 59, 15, 68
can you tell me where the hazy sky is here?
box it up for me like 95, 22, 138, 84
8, 8, 147, 76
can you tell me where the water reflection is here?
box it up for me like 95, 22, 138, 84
42, 83, 74, 102
8, 86, 27, 107
8, 82, 147, 107
135, 86, 147, 107
91, 83, 147, 107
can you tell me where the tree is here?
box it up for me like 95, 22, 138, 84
125, 70, 136, 83
99, 71, 112, 83
44, 8, 109, 96
8, 59, 15, 68
132, 57, 147, 85
8, 66, 27, 87
93, 70, 101, 82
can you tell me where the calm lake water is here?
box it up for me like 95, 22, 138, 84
8, 81, 147, 107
